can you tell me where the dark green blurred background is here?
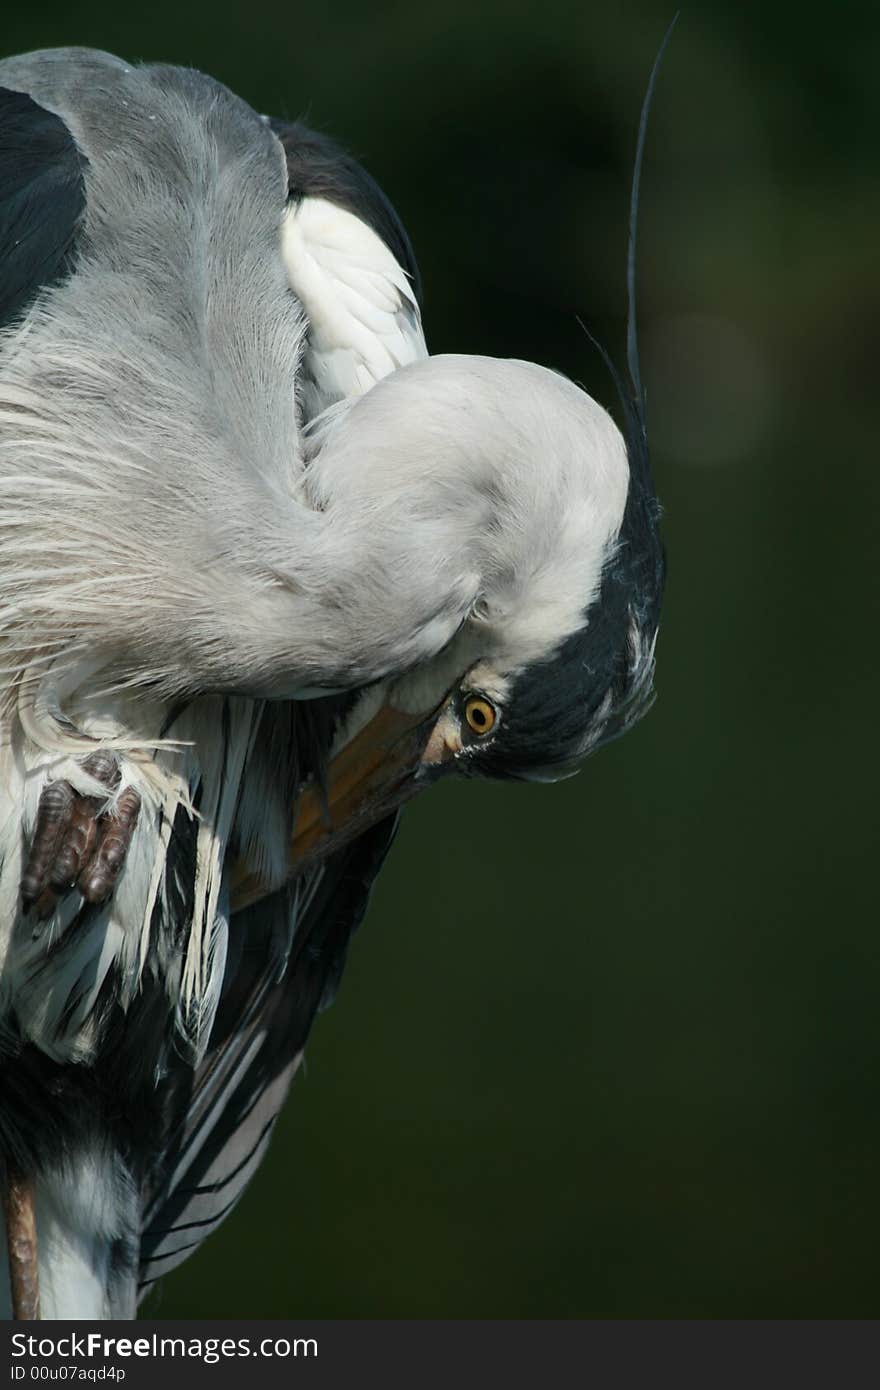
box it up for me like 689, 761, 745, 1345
6, 0, 878, 1318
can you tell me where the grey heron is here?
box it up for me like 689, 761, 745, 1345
0, 44, 665, 1319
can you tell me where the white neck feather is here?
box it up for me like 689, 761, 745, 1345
297, 354, 630, 688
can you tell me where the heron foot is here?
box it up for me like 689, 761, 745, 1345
21, 752, 141, 915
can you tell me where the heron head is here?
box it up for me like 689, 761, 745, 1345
231, 356, 663, 906
399, 357, 665, 785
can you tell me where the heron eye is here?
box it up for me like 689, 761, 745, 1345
464, 696, 496, 736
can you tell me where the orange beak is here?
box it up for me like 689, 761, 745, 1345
229, 697, 460, 913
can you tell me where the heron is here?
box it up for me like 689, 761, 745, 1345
0, 42, 666, 1320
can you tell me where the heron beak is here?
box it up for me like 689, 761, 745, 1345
230, 696, 460, 912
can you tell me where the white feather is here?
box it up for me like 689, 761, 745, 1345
281, 195, 427, 417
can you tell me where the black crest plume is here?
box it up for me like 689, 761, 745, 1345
483, 19, 677, 782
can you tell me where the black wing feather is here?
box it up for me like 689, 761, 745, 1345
138, 813, 399, 1292
0, 86, 86, 330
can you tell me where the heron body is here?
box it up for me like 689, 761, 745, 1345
0, 48, 664, 1318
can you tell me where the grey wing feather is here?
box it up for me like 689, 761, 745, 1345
138, 814, 399, 1292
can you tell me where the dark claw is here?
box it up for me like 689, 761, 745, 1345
49, 796, 101, 892
80, 751, 121, 792
21, 754, 140, 912
78, 787, 141, 904
21, 782, 75, 909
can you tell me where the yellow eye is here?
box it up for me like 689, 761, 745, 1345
464, 695, 497, 736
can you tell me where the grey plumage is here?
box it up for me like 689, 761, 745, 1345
0, 47, 664, 1318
